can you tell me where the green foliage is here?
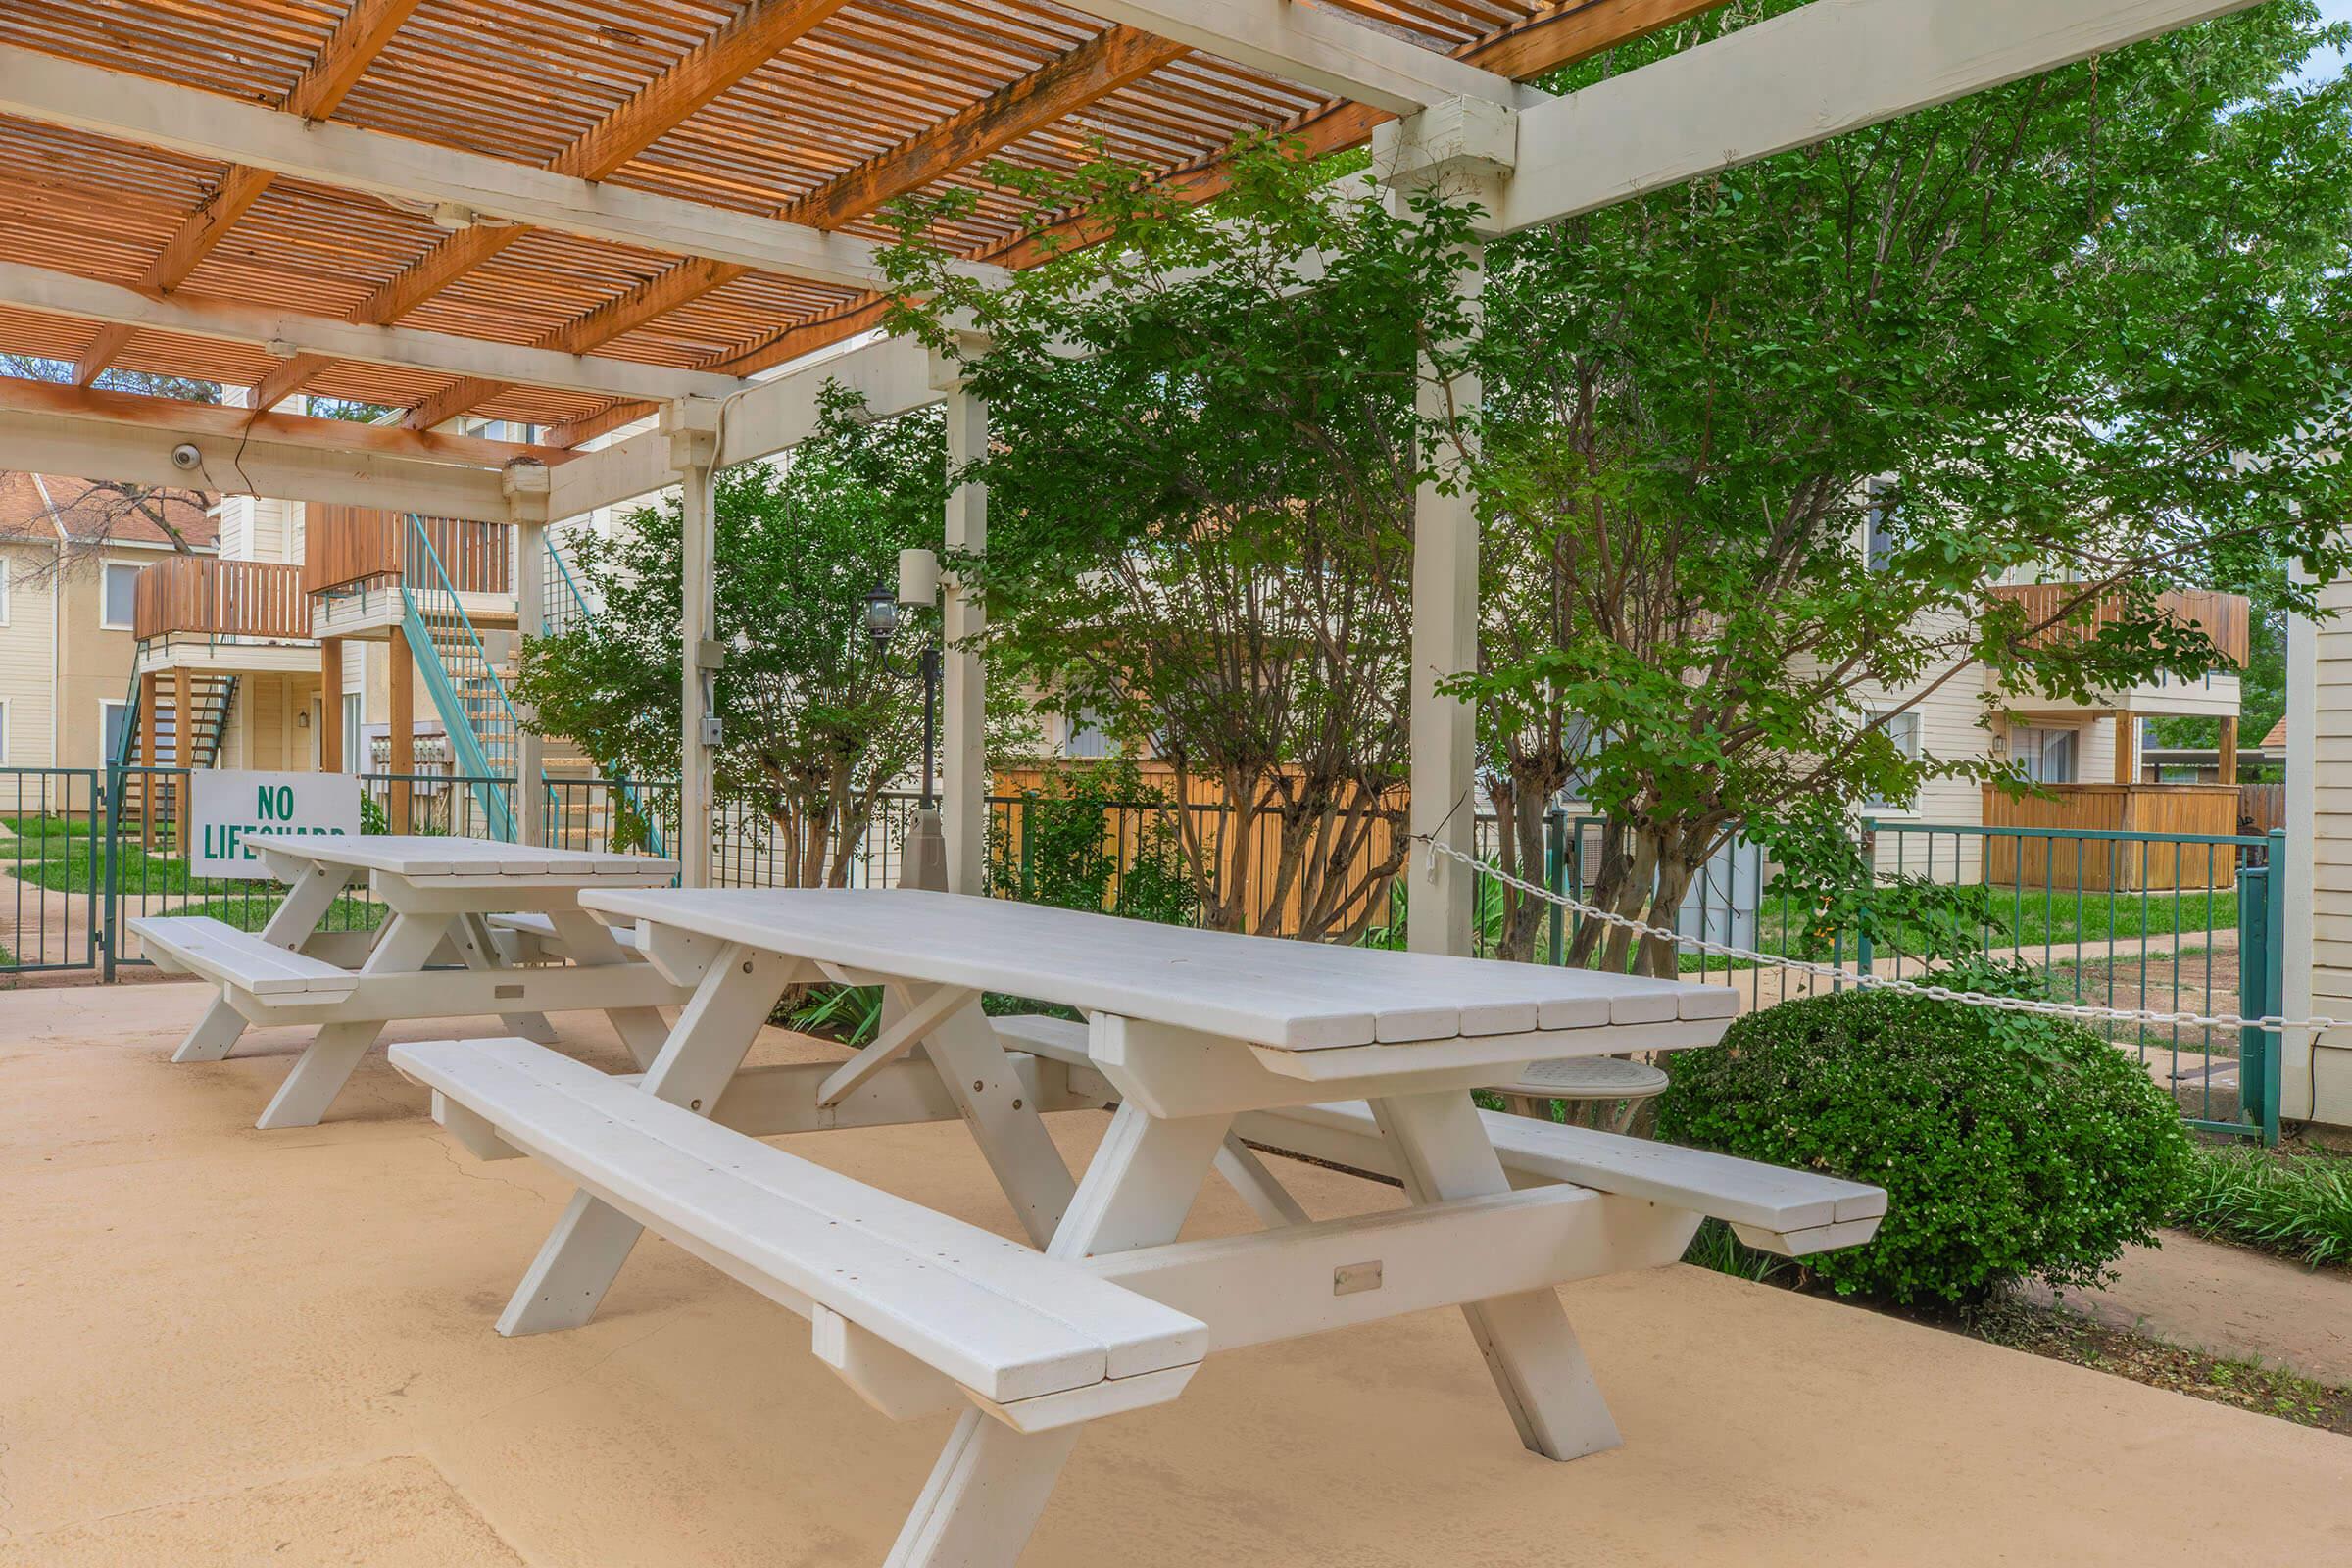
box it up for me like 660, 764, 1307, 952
1458, 2, 2352, 965
359, 794, 390, 836
988, 760, 1197, 926
2172, 1144, 2352, 1269
1656, 989, 2193, 1305
881, 138, 1456, 940
515, 386, 958, 886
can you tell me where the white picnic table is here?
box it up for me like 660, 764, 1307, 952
389, 887, 1886, 1568
131, 834, 688, 1130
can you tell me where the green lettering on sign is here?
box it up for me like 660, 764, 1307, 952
258, 785, 295, 822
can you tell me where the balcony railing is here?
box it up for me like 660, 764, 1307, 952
1986, 583, 2250, 667
303, 504, 511, 598
132, 557, 309, 644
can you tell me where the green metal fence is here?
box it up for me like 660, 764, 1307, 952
1861, 819, 2282, 1141
0, 767, 102, 974
1, 761, 2290, 1144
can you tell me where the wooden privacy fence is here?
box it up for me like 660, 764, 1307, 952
132, 557, 308, 642
1980, 783, 2243, 889
2238, 782, 2285, 836
990, 762, 1404, 936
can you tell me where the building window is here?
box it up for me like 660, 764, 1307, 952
2011, 724, 2079, 784
343, 693, 364, 776
1063, 706, 1113, 760
101, 699, 131, 766
101, 562, 140, 631
1863, 710, 1923, 810
1864, 479, 1898, 571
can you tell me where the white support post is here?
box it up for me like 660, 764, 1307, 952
1378, 111, 1499, 958
666, 396, 723, 888
506, 461, 551, 848
932, 346, 989, 897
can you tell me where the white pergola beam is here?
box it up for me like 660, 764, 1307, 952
0, 259, 750, 406
549, 335, 941, 519
0, 405, 514, 521
1054, 1, 1531, 114
0, 46, 1011, 296
1494, 0, 2265, 235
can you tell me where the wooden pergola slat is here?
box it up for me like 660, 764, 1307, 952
258, 0, 860, 413
69, 0, 428, 388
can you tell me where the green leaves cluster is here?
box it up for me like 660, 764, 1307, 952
1657, 988, 2195, 1305
881, 141, 1479, 939
1461, 0, 2352, 960
514, 387, 949, 886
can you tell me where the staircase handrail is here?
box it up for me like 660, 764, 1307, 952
398, 512, 517, 840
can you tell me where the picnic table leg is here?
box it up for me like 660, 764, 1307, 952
254, 912, 452, 1130
452, 913, 561, 1046
549, 908, 669, 1071
887, 1104, 1230, 1568
170, 861, 355, 1064
498, 945, 800, 1337
1371, 1090, 1621, 1461
917, 1000, 1077, 1250
1213, 1133, 1311, 1227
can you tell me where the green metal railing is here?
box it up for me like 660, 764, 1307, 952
1862, 818, 2278, 1141
399, 512, 518, 840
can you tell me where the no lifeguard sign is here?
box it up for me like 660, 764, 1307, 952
189, 770, 363, 879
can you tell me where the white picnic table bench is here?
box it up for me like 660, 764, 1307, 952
131, 834, 688, 1130
390, 888, 1886, 1568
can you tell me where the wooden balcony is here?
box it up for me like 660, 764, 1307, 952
132, 557, 309, 644
304, 504, 511, 598
1986, 584, 2250, 666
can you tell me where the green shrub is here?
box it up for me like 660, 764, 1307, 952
2172, 1144, 2352, 1269
1655, 988, 2192, 1307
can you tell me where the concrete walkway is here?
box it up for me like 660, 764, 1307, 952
2032, 1231, 2352, 1387
2, 981, 2346, 1566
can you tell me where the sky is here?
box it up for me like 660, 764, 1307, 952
2302, 0, 2352, 85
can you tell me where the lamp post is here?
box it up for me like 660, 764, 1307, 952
863, 580, 943, 809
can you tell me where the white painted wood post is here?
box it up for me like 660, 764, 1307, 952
932, 345, 990, 897
507, 460, 550, 847
666, 396, 723, 888
1394, 234, 1489, 956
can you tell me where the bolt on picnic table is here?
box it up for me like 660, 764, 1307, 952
391, 888, 1888, 1568
130, 834, 690, 1129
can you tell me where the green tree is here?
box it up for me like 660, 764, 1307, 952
515, 387, 949, 886
882, 145, 1479, 940
1462, 1, 2352, 971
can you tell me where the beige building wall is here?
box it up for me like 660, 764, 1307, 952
0, 541, 61, 769
2285, 570, 2351, 1129
59, 548, 158, 771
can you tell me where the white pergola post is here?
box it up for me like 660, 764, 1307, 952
666, 395, 724, 888
505, 460, 551, 847
1380, 104, 1509, 957
932, 345, 990, 897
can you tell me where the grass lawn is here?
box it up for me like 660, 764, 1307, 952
1755, 884, 2239, 959
0, 816, 384, 936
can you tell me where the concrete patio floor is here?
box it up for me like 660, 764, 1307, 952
2, 981, 2345, 1566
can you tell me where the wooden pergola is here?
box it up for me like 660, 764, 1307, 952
0, 0, 2253, 949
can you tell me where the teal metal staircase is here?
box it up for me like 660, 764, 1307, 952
398, 512, 519, 839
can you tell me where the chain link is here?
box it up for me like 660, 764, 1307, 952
1421, 837, 2342, 1039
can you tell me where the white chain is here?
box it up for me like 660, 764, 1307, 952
1423, 837, 2343, 1038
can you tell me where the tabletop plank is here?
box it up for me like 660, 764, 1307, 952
579, 888, 1736, 1052
244, 834, 677, 882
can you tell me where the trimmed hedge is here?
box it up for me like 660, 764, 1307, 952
1655, 988, 2192, 1306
